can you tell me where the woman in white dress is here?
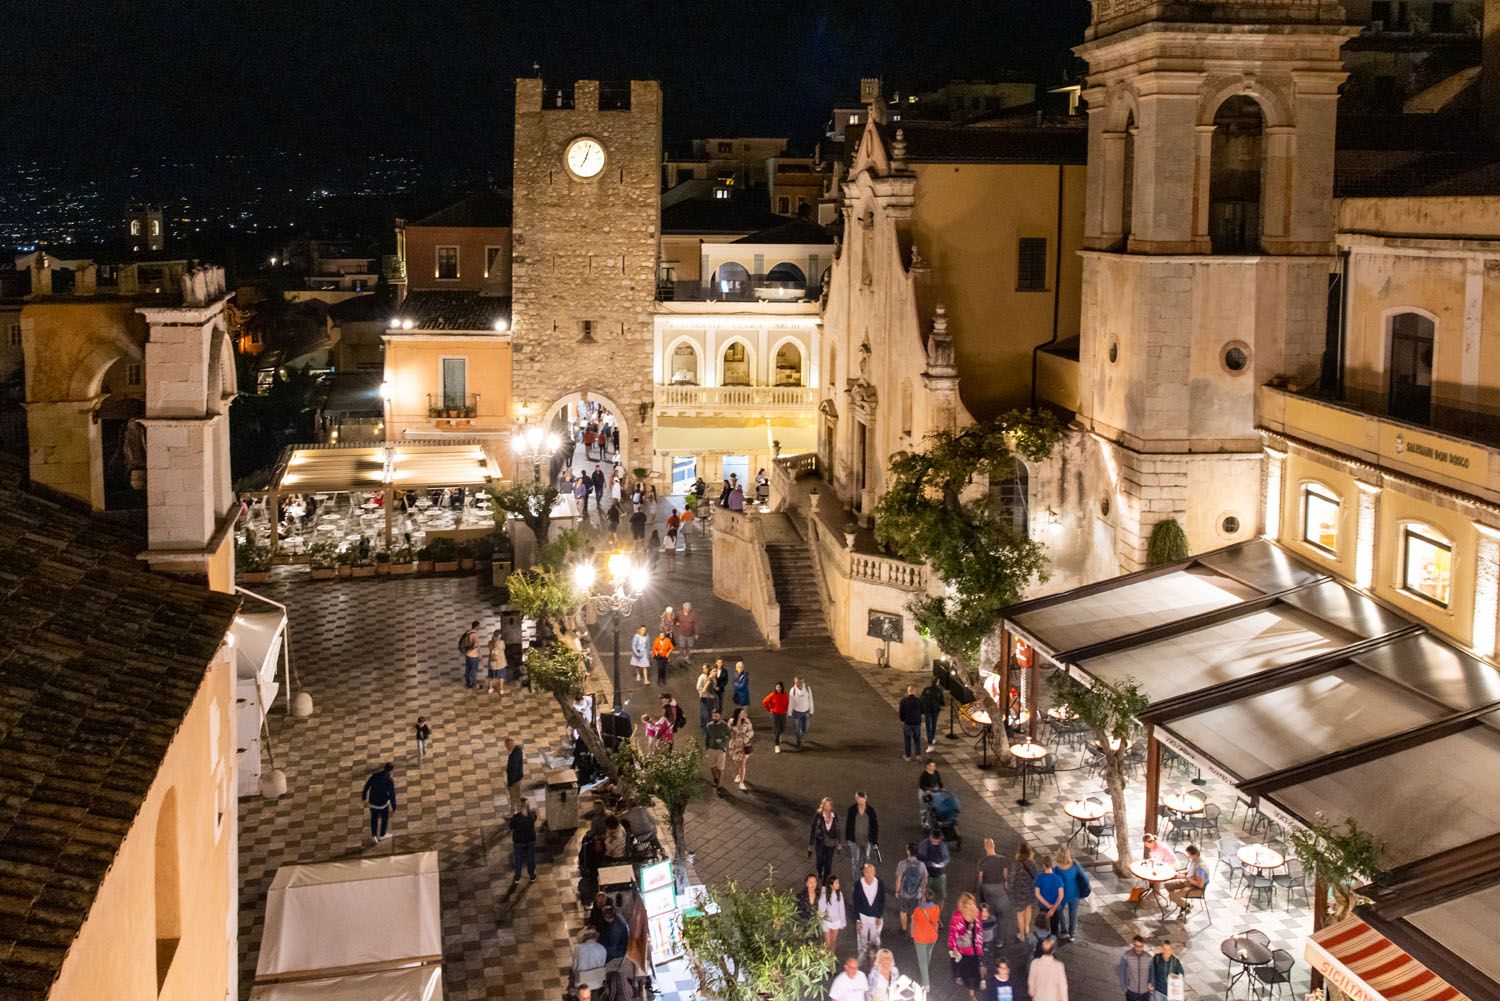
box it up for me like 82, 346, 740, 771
818, 875, 847, 951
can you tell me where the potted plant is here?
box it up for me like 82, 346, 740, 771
335, 547, 356, 578
462, 405, 476, 419
390, 543, 415, 575
416, 543, 435, 573
351, 549, 376, 578
489, 533, 514, 587
843, 520, 858, 548
772, 438, 782, 458
457, 539, 477, 571
428, 406, 443, 419
308, 541, 339, 580
428, 536, 460, 572
374, 548, 392, 576
236, 538, 272, 583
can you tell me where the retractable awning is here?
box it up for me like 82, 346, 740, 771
1307, 918, 1468, 1001
654, 416, 815, 455
275, 443, 501, 493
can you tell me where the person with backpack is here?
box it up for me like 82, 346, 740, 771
894, 842, 928, 932
1054, 845, 1090, 942
459, 620, 481, 688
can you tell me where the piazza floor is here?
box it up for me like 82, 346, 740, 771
237, 518, 1314, 1000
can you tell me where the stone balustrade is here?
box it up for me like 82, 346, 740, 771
655, 385, 816, 411
849, 552, 928, 591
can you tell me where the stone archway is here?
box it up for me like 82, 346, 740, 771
543, 389, 634, 473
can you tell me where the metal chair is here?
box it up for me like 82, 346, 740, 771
1215, 836, 1244, 891
1181, 885, 1212, 926
1244, 929, 1270, 948
1084, 809, 1116, 856
1252, 949, 1295, 1000
1273, 857, 1309, 908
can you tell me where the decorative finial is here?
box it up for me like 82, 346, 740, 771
892, 128, 908, 168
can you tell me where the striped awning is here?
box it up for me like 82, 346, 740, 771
1307, 918, 1469, 1001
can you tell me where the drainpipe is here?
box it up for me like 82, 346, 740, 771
1030, 164, 1066, 409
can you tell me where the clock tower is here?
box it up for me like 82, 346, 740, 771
510, 78, 662, 469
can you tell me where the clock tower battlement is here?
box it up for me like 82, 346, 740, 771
510, 78, 662, 463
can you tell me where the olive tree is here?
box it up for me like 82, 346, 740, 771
1049, 672, 1149, 878
681, 877, 831, 1001
1290, 814, 1385, 925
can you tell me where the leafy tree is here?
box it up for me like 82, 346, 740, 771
1048, 672, 1149, 878
1147, 518, 1190, 567
875, 410, 1063, 672
489, 481, 560, 553
1290, 815, 1385, 924
681, 877, 832, 1001
615, 739, 707, 892
537, 527, 590, 572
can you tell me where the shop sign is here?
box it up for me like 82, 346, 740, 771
1305, 940, 1385, 1001
1014, 638, 1032, 669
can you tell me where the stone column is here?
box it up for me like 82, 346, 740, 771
1472, 523, 1500, 659
1354, 480, 1381, 590
1263, 447, 1286, 541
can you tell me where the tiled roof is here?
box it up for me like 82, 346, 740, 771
410, 189, 512, 229
327, 292, 393, 324
733, 219, 835, 245
876, 121, 1088, 165
0, 457, 239, 998
394, 291, 511, 332
661, 197, 790, 235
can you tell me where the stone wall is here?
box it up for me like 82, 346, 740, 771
510, 79, 661, 465
709, 509, 782, 647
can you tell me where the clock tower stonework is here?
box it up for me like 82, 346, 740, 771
510, 78, 662, 468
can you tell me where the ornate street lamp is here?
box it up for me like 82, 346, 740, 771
512, 424, 562, 483
574, 552, 650, 713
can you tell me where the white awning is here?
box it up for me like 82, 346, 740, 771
250, 966, 443, 1001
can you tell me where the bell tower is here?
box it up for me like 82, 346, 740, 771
509, 79, 661, 465
1075, 0, 1357, 570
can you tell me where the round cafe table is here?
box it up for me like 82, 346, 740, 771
1161, 792, 1204, 816
1221, 935, 1272, 998
1045, 706, 1074, 722
1063, 798, 1106, 849
1129, 858, 1177, 919
1010, 741, 1048, 807
1239, 843, 1285, 907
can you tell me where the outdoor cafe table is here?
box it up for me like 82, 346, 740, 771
1045, 706, 1074, 722
1063, 799, 1106, 850
1220, 935, 1272, 998
1238, 844, 1285, 907
1162, 792, 1204, 816
1009, 741, 1048, 807
1129, 859, 1177, 919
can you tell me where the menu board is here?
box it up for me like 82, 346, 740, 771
639, 860, 682, 965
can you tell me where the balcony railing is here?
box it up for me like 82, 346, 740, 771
657, 279, 815, 303
427, 393, 480, 418
655, 385, 816, 410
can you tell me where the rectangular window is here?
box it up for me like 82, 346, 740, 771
436, 246, 459, 280
717, 141, 733, 154
485, 245, 503, 278
126, 363, 143, 386
441, 357, 466, 409
7, 323, 19, 347
777, 196, 790, 214
1017, 238, 1048, 291
1300, 485, 1340, 554
580, 320, 596, 342
1402, 526, 1453, 607
848, 114, 861, 125
714, 188, 731, 200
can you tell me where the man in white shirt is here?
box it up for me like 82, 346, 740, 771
829, 955, 870, 1001
570, 928, 607, 993
789, 676, 815, 750
853, 862, 887, 964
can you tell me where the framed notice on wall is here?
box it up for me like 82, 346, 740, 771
867, 610, 904, 643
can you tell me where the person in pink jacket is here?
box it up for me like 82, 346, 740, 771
946, 893, 984, 1001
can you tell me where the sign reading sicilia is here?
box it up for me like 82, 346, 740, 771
1385, 426, 1489, 488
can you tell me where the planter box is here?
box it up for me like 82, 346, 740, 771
241, 571, 271, 584
352, 566, 376, 578
375, 563, 391, 576
459, 557, 476, 570
418, 560, 434, 573
391, 562, 415, 576
336, 566, 354, 579
435, 560, 460, 573
311, 568, 337, 580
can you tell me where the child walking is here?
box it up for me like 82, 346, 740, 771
415, 716, 431, 759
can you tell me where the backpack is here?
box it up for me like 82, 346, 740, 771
1076, 865, 1092, 899
899, 860, 924, 898
458, 630, 473, 653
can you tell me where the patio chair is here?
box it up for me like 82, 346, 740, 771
1244, 929, 1270, 949
1228, 793, 1254, 825
1215, 836, 1243, 886
1085, 812, 1116, 856
1032, 754, 1060, 794
1252, 949, 1295, 1000
1273, 857, 1309, 908
1181, 884, 1212, 926
1197, 802, 1223, 839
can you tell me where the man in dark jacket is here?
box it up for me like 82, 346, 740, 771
591, 466, 606, 509
361, 762, 397, 843
899, 685, 924, 761
852, 861, 887, 964
505, 737, 525, 814
509, 799, 538, 883
712, 658, 730, 714
920, 676, 946, 753
845, 791, 880, 883
598, 903, 629, 960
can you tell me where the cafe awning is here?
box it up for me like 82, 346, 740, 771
1307, 918, 1468, 1001
273, 442, 502, 493
654, 416, 815, 455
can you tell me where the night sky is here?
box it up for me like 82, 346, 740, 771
2, 1, 1091, 167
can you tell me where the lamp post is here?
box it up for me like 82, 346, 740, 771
512, 424, 562, 484
574, 552, 650, 713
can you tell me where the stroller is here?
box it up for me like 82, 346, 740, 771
919, 788, 962, 853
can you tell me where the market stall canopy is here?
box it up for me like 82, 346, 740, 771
275, 443, 501, 493
1307, 918, 1469, 1001
250, 966, 443, 1001
255, 851, 442, 985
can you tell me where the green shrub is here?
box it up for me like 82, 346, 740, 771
1147, 518, 1190, 567
425, 536, 459, 562
236, 538, 272, 572
308, 541, 340, 569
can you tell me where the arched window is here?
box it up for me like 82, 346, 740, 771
900, 380, 913, 436
130, 219, 142, 236
774, 342, 803, 386
155, 789, 182, 990
669, 342, 699, 385
1208, 96, 1264, 254
993, 463, 1030, 538
1401, 523, 1453, 607
722, 341, 752, 386
1121, 112, 1136, 246
1388, 312, 1435, 423
1300, 483, 1341, 554
767, 262, 807, 289
713, 262, 750, 297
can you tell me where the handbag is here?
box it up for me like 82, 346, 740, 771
1166, 973, 1185, 1001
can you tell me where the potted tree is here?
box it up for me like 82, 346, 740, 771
429, 536, 460, 573
1290, 814, 1385, 926
236, 538, 273, 584
352, 549, 377, 578
390, 543, 415, 575
335, 547, 356, 579
843, 520, 858, 548
415, 543, 435, 574
308, 541, 339, 580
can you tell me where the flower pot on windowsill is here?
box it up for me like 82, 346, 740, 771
435, 560, 460, 573
391, 562, 415, 576
311, 567, 337, 580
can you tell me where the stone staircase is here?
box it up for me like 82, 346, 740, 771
765, 542, 829, 644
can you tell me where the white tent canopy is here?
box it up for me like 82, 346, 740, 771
250, 966, 443, 1001
255, 851, 442, 992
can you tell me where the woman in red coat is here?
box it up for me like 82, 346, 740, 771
761, 681, 790, 753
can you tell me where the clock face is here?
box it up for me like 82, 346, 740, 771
565, 137, 606, 178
